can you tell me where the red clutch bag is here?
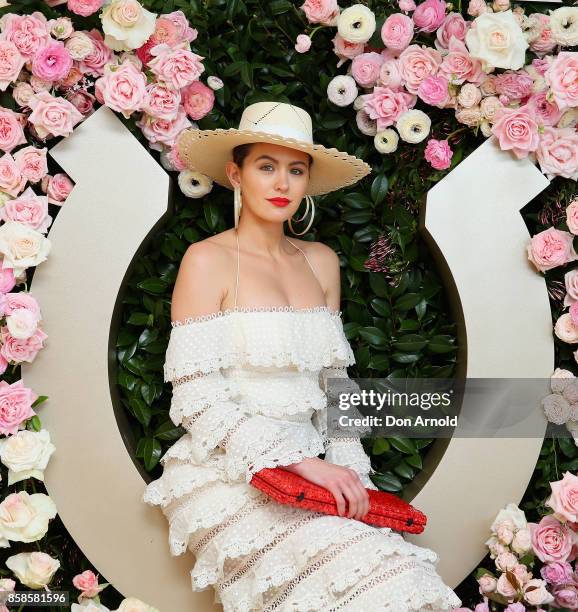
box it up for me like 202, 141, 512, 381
250, 467, 427, 534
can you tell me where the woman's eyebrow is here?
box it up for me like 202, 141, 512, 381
254, 155, 308, 167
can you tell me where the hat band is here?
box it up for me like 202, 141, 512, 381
239, 121, 313, 144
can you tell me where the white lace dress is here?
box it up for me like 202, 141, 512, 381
142, 306, 462, 612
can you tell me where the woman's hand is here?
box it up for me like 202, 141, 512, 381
283, 457, 370, 521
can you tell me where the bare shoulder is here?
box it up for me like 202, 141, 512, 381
290, 238, 340, 274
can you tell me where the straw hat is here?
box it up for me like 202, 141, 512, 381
176, 101, 372, 196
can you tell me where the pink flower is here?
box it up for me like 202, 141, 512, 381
527, 91, 563, 127
151, 16, 180, 47
0, 268, 16, 294
424, 138, 453, 170
399, 0, 416, 11
164, 143, 186, 171
529, 14, 556, 56
0, 379, 37, 435
439, 38, 485, 86
381, 14, 414, 52
31, 41, 73, 83
0, 325, 47, 365
40, 173, 74, 205
141, 83, 181, 120
77, 30, 113, 78
0, 153, 26, 197
148, 43, 204, 91
3, 292, 40, 318
72, 570, 105, 599
300, 0, 339, 25
12, 82, 34, 108
65, 89, 96, 116
567, 200, 578, 237
417, 74, 450, 107
13, 146, 48, 184
379, 58, 403, 89
547, 471, 578, 523
332, 33, 364, 65
491, 105, 540, 159
494, 71, 533, 102
0, 13, 50, 58
295, 34, 312, 54
554, 584, 578, 610
28, 91, 83, 139
0, 41, 25, 92
67, 0, 104, 16
527, 228, 578, 273
136, 107, 191, 151
361, 85, 417, 130
0, 108, 26, 153
536, 126, 578, 181
532, 56, 551, 76
412, 0, 446, 33
504, 604, 525, 612
530, 515, 575, 563
181, 80, 214, 121
351, 52, 383, 87
0, 187, 51, 233
436, 13, 469, 49
398, 44, 442, 94
162, 11, 197, 44
94, 62, 147, 119
545, 52, 578, 111
541, 560, 574, 585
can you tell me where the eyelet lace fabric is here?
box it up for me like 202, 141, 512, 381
142, 310, 462, 611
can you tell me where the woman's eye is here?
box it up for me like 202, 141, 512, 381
259, 165, 303, 175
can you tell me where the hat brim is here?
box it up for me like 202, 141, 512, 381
176, 128, 372, 196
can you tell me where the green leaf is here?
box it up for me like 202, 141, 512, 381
143, 437, 162, 471
372, 438, 390, 455
393, 334, 427, 352
129, 397, 152, 427
369, 273, 389, 298
204, 200, 220, 230
406, 454, 423, 469
137, 278, 167, 294
391, 352, 420, 364
428, 335, 457, 354
393, 460, 415, 480
26, 415, 42, 432
370, 298, 391, 317
369, 353, 389, 371
154, 420, 184, 441
359, 326, 389, 347
394, 293, 422, 311
389, 437, 417, 454
371, 472, 402, 492
370, 173, 389, 205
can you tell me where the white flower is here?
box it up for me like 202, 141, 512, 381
374, 128, 399, 154
101, 0, 157, 52
0, 492, 57, 545
353, 95, 365, 111
71, 602, 110, 611
558, 108, 578, 130
207, 76, 223, 90
550, 7, 578, 47
555, 313, 578, 344
6, 308, 39, 340
0, 430, 55, 486
551, 367, 576, 393
481, 95, 502, 120
6, 552, 59, 589
178, 170, 213, 198
396, 109, 431, 144
327, 75, 358, 107
0, 221, 51, 277
356, 110, 377, 136
458, 83, 482, 108
465, 10, 529, 71
542, 393, 571, 425
337, 5, 376, 44
512, 527, 532, 555
50, 17, 73, 40
116, 597, 159, 612
490, 502, 527, 532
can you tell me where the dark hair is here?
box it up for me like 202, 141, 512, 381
232, 143, 313, 169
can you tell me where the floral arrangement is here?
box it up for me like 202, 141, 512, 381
0, 0, 220, 605
296, 0, 577, 178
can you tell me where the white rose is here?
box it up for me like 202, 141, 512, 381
492, 0, 509, 12
327, 75, 358, 107
337, 5, 376, 44
496, 551, 518, 571
396, 109, 431, 144
523, 578, 555, 607
6, 551, 59, 589
555, 313, 578, 344
207, 76, 223, 90
0, 491, 57, 544
12, 82, 34, 107
356, 110, 377, 136
6, 308, 39, 340
542, 393, 571, 425
559, 108, 578, 130
50, 17, 74, 40
101, 0, 157, 52
71, 601, 111, 611
0, 430, 55, 485
455, 106, 483, 127
465, 10, 529, 71
0, 221, 51, 277
550, 7, 578, 48
65, 32, 95, 61
491, 502, 527, 532
458, 83, 482, 108
116, 597, 159, 612
511, 527, 531, 554
374, 128, 399, 154
480, 95, 502, 120
177, 170, 213, 199
551, 367, 576, 393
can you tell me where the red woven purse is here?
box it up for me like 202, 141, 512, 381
250, 467, 427, 534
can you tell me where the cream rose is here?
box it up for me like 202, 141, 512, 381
0, 221, 51, 276
555, 313, 578, 344
65, 32, 95, 61
396, 109, 431, 143
0, 430, 55, 485
5, 551, 59, 589
512, 527, 532, 554
0, 491, 57, 544
458, 83, 482, 108
337, 4, 376, 44
6, 309, 39, 340
550, 7, 578, 48
491, 502, 527, 532
542, 393, 571, 425
101, 0, 157, 51
374, 128, 399, 154
177, 170, 212, 199
551, 367, 576, 393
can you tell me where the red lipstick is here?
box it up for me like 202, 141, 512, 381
267, 197, 290, 207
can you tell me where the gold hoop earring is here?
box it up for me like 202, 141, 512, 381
288, 195, 315, 236
234, 185, 242, 229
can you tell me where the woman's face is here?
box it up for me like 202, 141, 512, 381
225, 142, 311, 223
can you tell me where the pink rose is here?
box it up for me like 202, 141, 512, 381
436, 12, 469, 49
67, 0, 104, 17
567, 200, 578, 237
181, 80, 214, 121
554, 584, 578, 609
148, 43, 204, 91
491, 105, 540, 159
545, 52, 578, 111
65, 89, 96, 116
0, 13, 50, 58
530, 515, 575, 563
300, 0, 339, 25
361, 85, 417, 130
0, 108, 26, 153
547, 471, 578, 523
3, 292, 40, 318
0, 153, 26, 197
467, 0, 488, 17
31, 41, 73, 82
381, 14, 414, 52
41, 173, 74, 205
412, 0, 446, 33
72, 570, 105, 598
0, 379, 37, 435
496, 573, 517, 599
565, 269, 578, 307
0, 41, 25, 92
164, 143, 186, 171
12, 82, 34, 108
528, 228, 578, 273
541, 560, 574, 585
161, 11, 197, 44
536, 126, 578, 181
142, 83, 181, 120
398, 44, 442, 94
0, 325, 47, 365
399, 0, 416, 11
504, 605, 525, 612
351, 52, 383, 87
78, 30, 113, 78
529, 14, 556, 56
494, 71, 533, 102
418, 74, 450, 107
151, 16, 180, 47
439, 37, 485, 86
136, 107, 191, 151
28, 91, 83, 139
379, 58, 403, 89
532, 56, 551, 77
13, 146, 48, 184
94, 62, 147, 119
0, 268, 16, 294
332, 33, 364, 65
0, 187, 51, 233
424, 138, 453, 170
571, 303, 578, 327
527, 91, 563, 127
295, 34, 312, 54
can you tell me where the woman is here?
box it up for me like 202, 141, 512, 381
143, 101, 462, 611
